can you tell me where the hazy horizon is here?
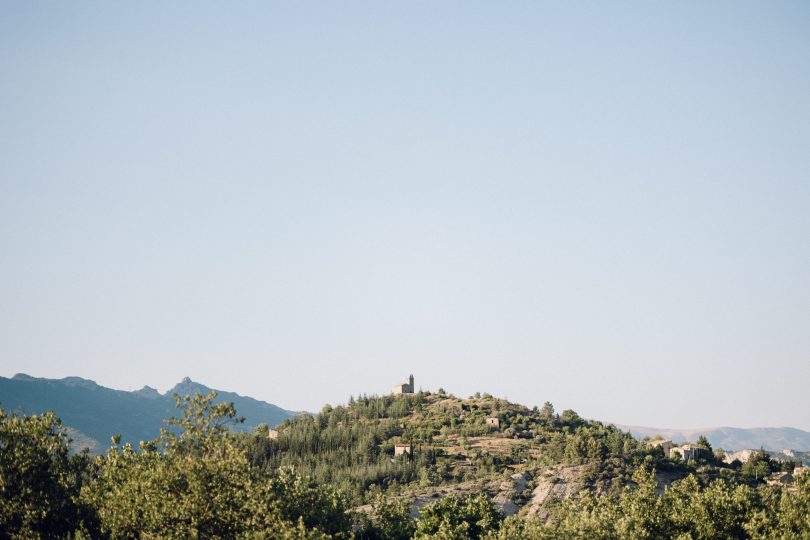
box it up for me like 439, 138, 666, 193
4, 369, 810, 433
2, 2, 809, 431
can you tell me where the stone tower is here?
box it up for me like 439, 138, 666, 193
393, 374, 415, 395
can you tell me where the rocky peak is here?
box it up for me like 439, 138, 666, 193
133, 385, 162, 399
169, 376, 210, 396
60, 376, 99, 389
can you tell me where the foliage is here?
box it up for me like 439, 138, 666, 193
414, 493, 502, 539
82, 392, 255, 538
356, 496, 416, 540
741, 449, 778, 481
0, 410, 95, 538
2, 391, 810, 539
489, 462, 810, 540
257, 467, 352, 536
80, 392, 353, 539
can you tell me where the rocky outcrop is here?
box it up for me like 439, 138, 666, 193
492, 472, 529, 516
524, 465, 588, 518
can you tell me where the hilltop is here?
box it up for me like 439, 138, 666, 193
0, 373, 297, 452
236, 387, 808, 520
244, 390, 657, 516
3, 381, 808, 538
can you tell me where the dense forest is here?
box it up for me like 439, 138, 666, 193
1, 390, 808, 539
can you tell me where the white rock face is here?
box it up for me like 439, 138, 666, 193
492, 473, 528, 516
525, 465, 588, 518
723, 449, 758, 464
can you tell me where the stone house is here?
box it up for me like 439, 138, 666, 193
486, 417, 501, 429
670, 444, 696, 461
394, 443, 412, 456
670, 443, 710, 462
393, 374, 415, 395
650, 439, 675, 458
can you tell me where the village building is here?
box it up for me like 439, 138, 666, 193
650, 439, 675, 458
393, 374, 415, 395
673, 444, 696, 461
669, 443, 711, 462
486, 417, 501, 429
267, 428, 279, 440
394, 443, 412, 456
651, 440, 711, 462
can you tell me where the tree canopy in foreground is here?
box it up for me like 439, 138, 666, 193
0, 391, 808, 539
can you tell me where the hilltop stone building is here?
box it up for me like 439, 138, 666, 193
393, 374, 415, 395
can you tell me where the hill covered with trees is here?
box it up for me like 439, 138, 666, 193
1, 388, 808, 539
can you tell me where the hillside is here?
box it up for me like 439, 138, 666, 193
242, 391, 654, 516
3, 384, 808, 538
620, 424, 810, 452
237, 389, 808, 520
0, 373, 297, 452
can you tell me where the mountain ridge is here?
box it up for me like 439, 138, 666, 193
0, 373, 298, 453
3, 373, 808, 455
618, 424, 810, 452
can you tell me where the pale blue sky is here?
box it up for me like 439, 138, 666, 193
1, 2, 809, 429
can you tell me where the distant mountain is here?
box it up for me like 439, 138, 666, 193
0, 374, 298, 453
619, 424, 810, 452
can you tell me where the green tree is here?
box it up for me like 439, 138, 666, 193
0, 409, 95, 538
254, 467, 351, 536
742, 450, 772, 481
415, 493, 502, 539
695, 435, 712, 452
668, 475, 754, 539
539, 402, 555, 420
83, 391, 353, 539
83, 393, 254, 538
356, 495, 415, 540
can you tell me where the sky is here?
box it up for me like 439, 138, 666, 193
1, 1, 809, 430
